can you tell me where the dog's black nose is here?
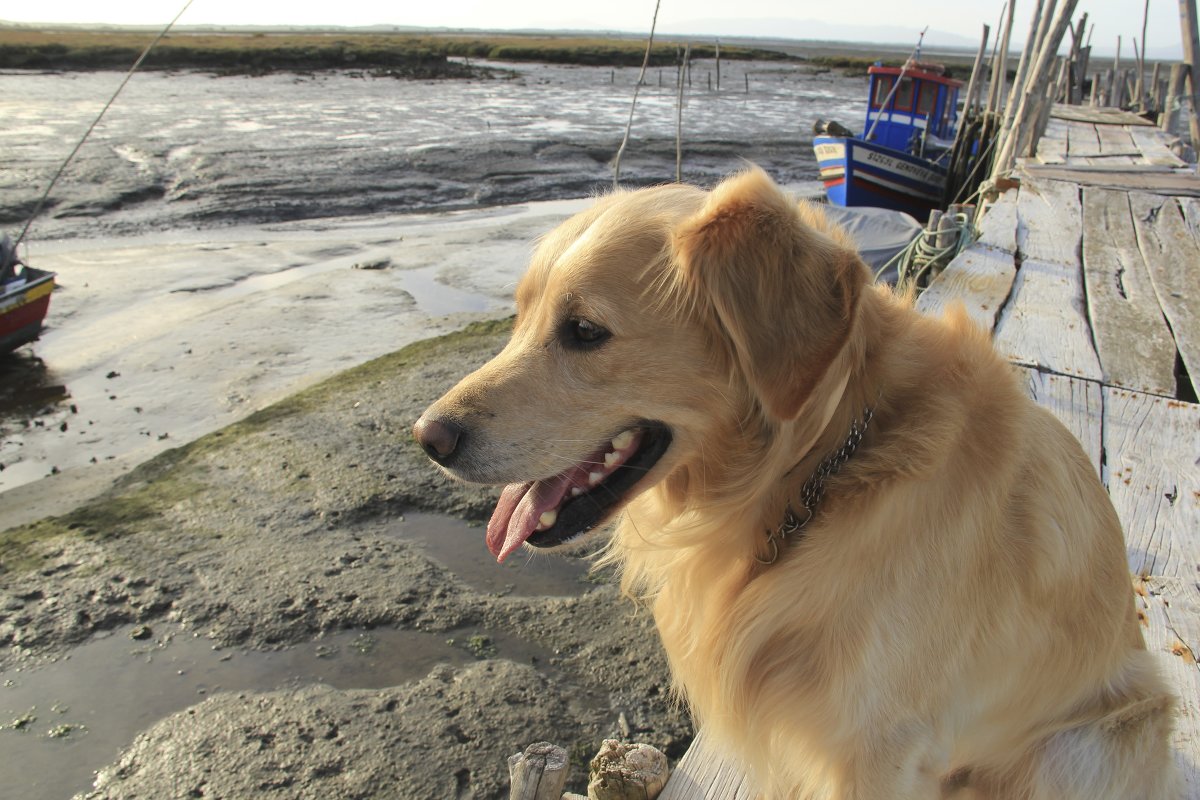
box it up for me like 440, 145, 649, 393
413, 416, 463, 465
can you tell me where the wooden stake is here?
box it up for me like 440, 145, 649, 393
676, 43, 689, 182
1139, 0, 1151, 108
988, 0, 1017, 113
999, 0, 1049, 152
993, 0, 1081, 176
1180, 0, 1200, 148
587, 740, 669, 800
508, 742, 569, 800
612, 0, 662, 188
963, 23, 992, 116
715, 38, 721, 92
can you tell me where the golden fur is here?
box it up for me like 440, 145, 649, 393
417, 168, 1178, 798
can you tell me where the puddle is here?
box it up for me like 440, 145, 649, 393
0, 622, 554, 800
399, 264, 495, 316
396, 512, 595, 596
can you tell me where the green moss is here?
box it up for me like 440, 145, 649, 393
0, 317, 514, 575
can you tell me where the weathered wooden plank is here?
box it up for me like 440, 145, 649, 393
1018, 367, 1103, 473
974, 187, 1020, 253
1018, 166, 1200, 197
1096, 124, 1142, 156
995, 256, 1104, 380
1066, 122, 1103, 158
1135, 576, 1200, 795
917, 245, 1016, 333
1051, 103, 1156, 125
1016, 177, 1081, 265
1130, 192, 1200, 398
1037, 119, 1069, 164
1104, 388, 1200, 579
1080, 188, 1178, 396
659, 730, 759, 800
1179, 196, 1200, 244
1129, 126, 1189, 167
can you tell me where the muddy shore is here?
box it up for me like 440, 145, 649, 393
1, 318, 691, 798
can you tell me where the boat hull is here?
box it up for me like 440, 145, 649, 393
0, 268, 55, 354
813, 135, 946, 220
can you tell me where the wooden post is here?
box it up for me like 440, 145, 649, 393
715, 38, 721, 92
1138, 0, 1151, 108
1110, 35, 1121, 106
676, 43, 689, 182
1090, 71, 1100, 104
999, 0, 1049, 152
508, 742, 569, 800
612, 0, 662, 188
993, 0, 1081, 176
987, 0, 1017, 113
1076, 45, 1092, 104
1151, 61, 1163, 110
963, 23, 992, 116
1180, 0, 1200, 148
744, 73, 749, 93
588, 740, 669, 800
1133, 38, 1145, 109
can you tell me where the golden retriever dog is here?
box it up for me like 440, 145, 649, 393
414, 168, 1178, 798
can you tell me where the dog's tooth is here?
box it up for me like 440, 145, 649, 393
589, 471, 604, 486
570, 487, 583, 497
603, 452, 619, 468
538, 510, 557, 529
611, 430, 634, 451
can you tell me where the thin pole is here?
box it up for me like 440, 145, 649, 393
612, 0, 662, 189
676, 44, 690, 182
865, 27, 928, 142
15, 0, 195, 247
1180, 0, 1200, 148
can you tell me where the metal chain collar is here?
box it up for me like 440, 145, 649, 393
757, 406, 874, 565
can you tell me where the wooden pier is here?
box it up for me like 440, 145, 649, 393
657, 107, 1200, 798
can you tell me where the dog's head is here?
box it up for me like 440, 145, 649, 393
415, 167, 868, 561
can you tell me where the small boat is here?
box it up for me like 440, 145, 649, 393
0, 236, 56, 354
813, 61, 963, 220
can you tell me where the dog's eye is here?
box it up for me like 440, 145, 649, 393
564, 318, 610, 349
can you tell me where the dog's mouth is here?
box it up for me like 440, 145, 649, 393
486, 422, 672, 562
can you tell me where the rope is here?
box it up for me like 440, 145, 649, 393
878, 210, 976, 293
14, 0, 195, 248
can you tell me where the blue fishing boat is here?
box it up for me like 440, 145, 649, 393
814, 61, 963, 220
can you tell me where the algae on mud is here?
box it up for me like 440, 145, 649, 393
0, 317, 691, 799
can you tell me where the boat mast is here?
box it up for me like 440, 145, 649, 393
14, 0, 194, 248
865, 26, 929, 143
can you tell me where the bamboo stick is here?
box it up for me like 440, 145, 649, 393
1139, 0, 1151, 109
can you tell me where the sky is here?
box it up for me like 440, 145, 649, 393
0, 0, 1186, 57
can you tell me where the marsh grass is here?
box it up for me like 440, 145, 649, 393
0, 29, 792, 74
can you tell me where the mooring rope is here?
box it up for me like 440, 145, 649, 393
879, 210, 976, 293
14, 0, 195, 248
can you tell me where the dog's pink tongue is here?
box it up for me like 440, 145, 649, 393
486, 474, 573, 563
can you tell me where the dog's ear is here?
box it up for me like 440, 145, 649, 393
672, 167, 867, 420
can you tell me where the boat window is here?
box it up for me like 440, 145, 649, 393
916, 83, 937, 116
893, 78, 914, 111
871, 76, 894, 108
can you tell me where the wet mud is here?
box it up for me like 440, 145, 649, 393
1, 320, 690, 799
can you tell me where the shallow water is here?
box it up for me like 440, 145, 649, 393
0, 512, 591, 799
